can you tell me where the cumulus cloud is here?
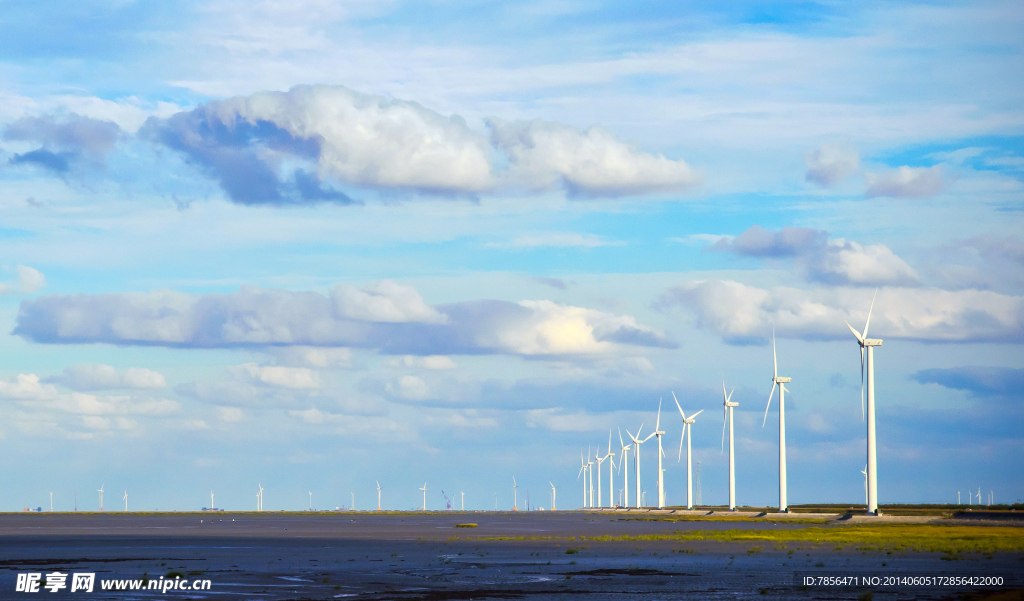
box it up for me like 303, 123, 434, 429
229, 363, 321, 389
865, 165, 945, 198
656, 280, 1024, 344
15, 282, 672, 357
488, 118, 699, 196
929, 234, 1024, 292
44, 364, 166, 391
805, 143, 860, 187
332, 280, 446, 323
4, 113, 122, 172
0, 265, 45, 295
269, 346, 354, 368
385, 375, 432, 401
142, 84, 493, 203
709, 226, 919, 286
390, 355, 457, 370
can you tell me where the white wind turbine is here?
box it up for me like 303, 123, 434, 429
211, 491, 215, 510
720, 382, 739, 511
618, 429, 631, 507
257, 483, 264, 512
976, 487, 981, 504
604, 431, 616, 509
673, 391, 703, 510
594, 450, 606, 508
653, 399, 667, 509
577, 451, 588, 508
861, 466, 868, 506
308, 491, 312, 511
512, 477, 519, 511
846, 290, 882, 515
98, 485, 104, 511
626, 424, 655, 509
420, 483, 427, 511
761, 325, 792, 513
549, 481, 557, 510
124, 490, 128, 512
376, 481, 382, 511
587, 448, 595, 508
461, 491, 465, 511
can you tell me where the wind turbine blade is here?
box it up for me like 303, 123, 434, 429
722, 379, 728, 402
618, 427, 625, 449
773, 323, 778, 379
608, 429, 612, 453
763, 382, 777, 428
860, 347, 866, 421
846, 321, 865, 344
721, 406, 727, 453
672, 391, 686, 420
691, 409, 704, 419
656, 398, 662, 431
513, 476, 516, 486
727, 388, 735, 403
862, 288, 877, 339
678, 425, 685, 462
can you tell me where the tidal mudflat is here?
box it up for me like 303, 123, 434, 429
0, 511, 1020, 600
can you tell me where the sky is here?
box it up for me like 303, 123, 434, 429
0, 0, 1022, 512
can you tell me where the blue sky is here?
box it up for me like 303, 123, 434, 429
0, 0, 1022, 512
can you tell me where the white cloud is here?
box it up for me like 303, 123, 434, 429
45, 364, 167, 391
805, 143, 860, 187
385, 375, 431, 401
657, 280, 1024, 343
865, 165, 945, 198
484, 232, 624, 249
0, 265, 45, 295
331, 280, 446, 323
270, 347, 353, 368
390, 355, 457, 370
488, 118, 699, 196
709, 225, 919, 286
230, 363, 321, 389
16, 283, 671, 357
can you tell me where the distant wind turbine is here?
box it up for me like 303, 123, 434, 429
594, 450, 606, 508
49, 492, 53, 512
577, 451, 588, 508
673, 391, 703, 510
618, 429, 631, 507
512, 477, 519, 511
862, 466, 868, 506
653, 399, 667, 509
720, 381, 738, 510
846, 289, 882, 515
762, 325, 792, 513
211, 491, 215, 510
461, 491, 464, 511
98, 485, 104, 512
549, 481, 556, 511
376, 481, 382, 511
604, 431, 616, 509
308, 491, 312, 511
124, 490, 128, 512
587, 448, 595, 508
420, 483, 427, 511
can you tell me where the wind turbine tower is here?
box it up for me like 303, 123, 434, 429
124, 490, 128, 512
512, 477, 519, 511
594, 451, 605, 508
673, 391, 703, 510
762, 325, 791, 512
618, 429, 630, 507
377, 481, 382, 511
587, 449, 595, 508
846, 290, 882, 515
549, 481, 556, 510
604, 431, 615, 508
653, 399, 667, 509
49, 492, 53, 512
420, 483, 427, 511
98, 485, 104, 512
577, 451, 588, 508
720, 382, 739, 510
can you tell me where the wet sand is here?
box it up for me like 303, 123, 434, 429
0, 511, 1019, 600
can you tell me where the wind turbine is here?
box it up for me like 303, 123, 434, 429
604, 431, 616, 509
653, 399, 667, 509
512, 477, 519, 511
618, 429, 631, 507
626, 424, 654, 509
124, 490, 128, 512
308, 491, 312, 511
577, 451, 588, 508
257, 483, 264, 512
211, 491, 215, 510
420, 483, 427, 511
376, 481, 382, 511
861, 466, 868, 506
587, 448, 595, 508
461, 491, 465, 511
98, 485, 104, 511
549, 482, 556, 510
673, 391, 703, 510
976, 488, 981, 504
846, 290, 883, 515
762, 325, 792, 513
720, 381, 738, 511
594, 450, 606, 508
49, 492, 53, 512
